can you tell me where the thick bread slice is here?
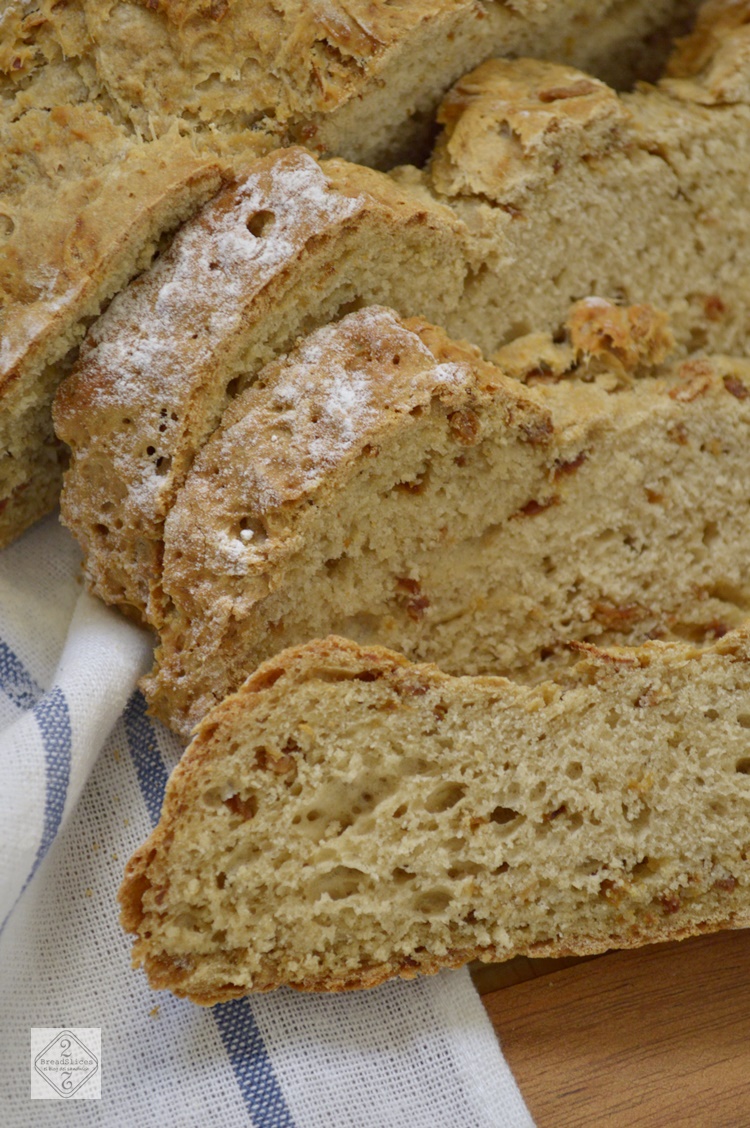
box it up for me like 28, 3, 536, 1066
120, 633, 750, 1001
0, 98, 225, 546
57, 39, 750, 619
144, 305, 750, 736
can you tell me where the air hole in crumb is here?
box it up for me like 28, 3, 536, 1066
393, 867, 415, 884
403, 756, 436, 776
415, 890, 451, 915
737, 715, 750, 729
705, 708, 720, 721
703, 521, 719, 547
246, 209, 275, 237
94, 523, 108, 537
226, 376, 242, 398
566, 761, 583, 780
310, 865, 365, 901
447, 861, 482, 879
490, 805, 520, 826
306, 809, 321, 822
630, 806, 651, 830
424, 781, 465, 813
223, 793, 257, 820
530, 781, 547, 801
392, 355, 401, 366
216, 872, 226, 889
237, 515, 267, 545
736, 758, 750, 775
392, 803, 408, 819
0, 214, 15, 237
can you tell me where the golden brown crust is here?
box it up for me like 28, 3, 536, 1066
493, 299, 675, 385
666, 0, 750, 104
430, 57, 630, 201
0, 97, 226, 545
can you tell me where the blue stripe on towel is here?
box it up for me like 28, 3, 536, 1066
33, 687, 73, 865
123, 691, 169, 827
0, 638, 42, 708
124, 691, 295, 1128
213, 999, 297, 1128
0, 660, 72, 935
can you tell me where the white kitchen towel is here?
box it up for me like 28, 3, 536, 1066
0, 513, 534, 1127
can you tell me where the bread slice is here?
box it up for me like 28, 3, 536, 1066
57, 34, 750, 619
119, 632, 750, 1001
0, 95, 226, 546
141, 304, 750, 736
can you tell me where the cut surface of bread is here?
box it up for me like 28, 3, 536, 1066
57, 32, 750, 619
120, 633, 750, 1001
142, 304, 750, 736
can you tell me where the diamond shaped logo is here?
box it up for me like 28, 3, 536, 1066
32, 1029, 99, 1099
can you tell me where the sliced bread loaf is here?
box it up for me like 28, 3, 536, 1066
57, 34, 750, 621
120, 632, 750, 1000
143, 305, 750, 736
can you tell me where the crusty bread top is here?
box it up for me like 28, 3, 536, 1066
494, 299, 676, 383
2, 0, 673, 161
0, 112, 224, 391
431, 57, 629, 200
666, 0, 750, 103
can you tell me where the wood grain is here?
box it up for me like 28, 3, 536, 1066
482, 929, 750, 1127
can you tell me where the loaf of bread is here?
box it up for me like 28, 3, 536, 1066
0, 0, 699, 548
136, 304, 750, 736
56, 37, 750, 627
119, 632, 750, 1000
3, 0, 699, 169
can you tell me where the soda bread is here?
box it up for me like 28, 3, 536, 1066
119, 632, 750, 1000
138, 304, 750, 736
4, 1, 699, 169
56, 39, 750, 625
6, 0, 691, 550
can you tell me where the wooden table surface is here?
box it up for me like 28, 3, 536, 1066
475, 929, 750, 1126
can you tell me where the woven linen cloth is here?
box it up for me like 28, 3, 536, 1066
0, 513, 534, 1127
